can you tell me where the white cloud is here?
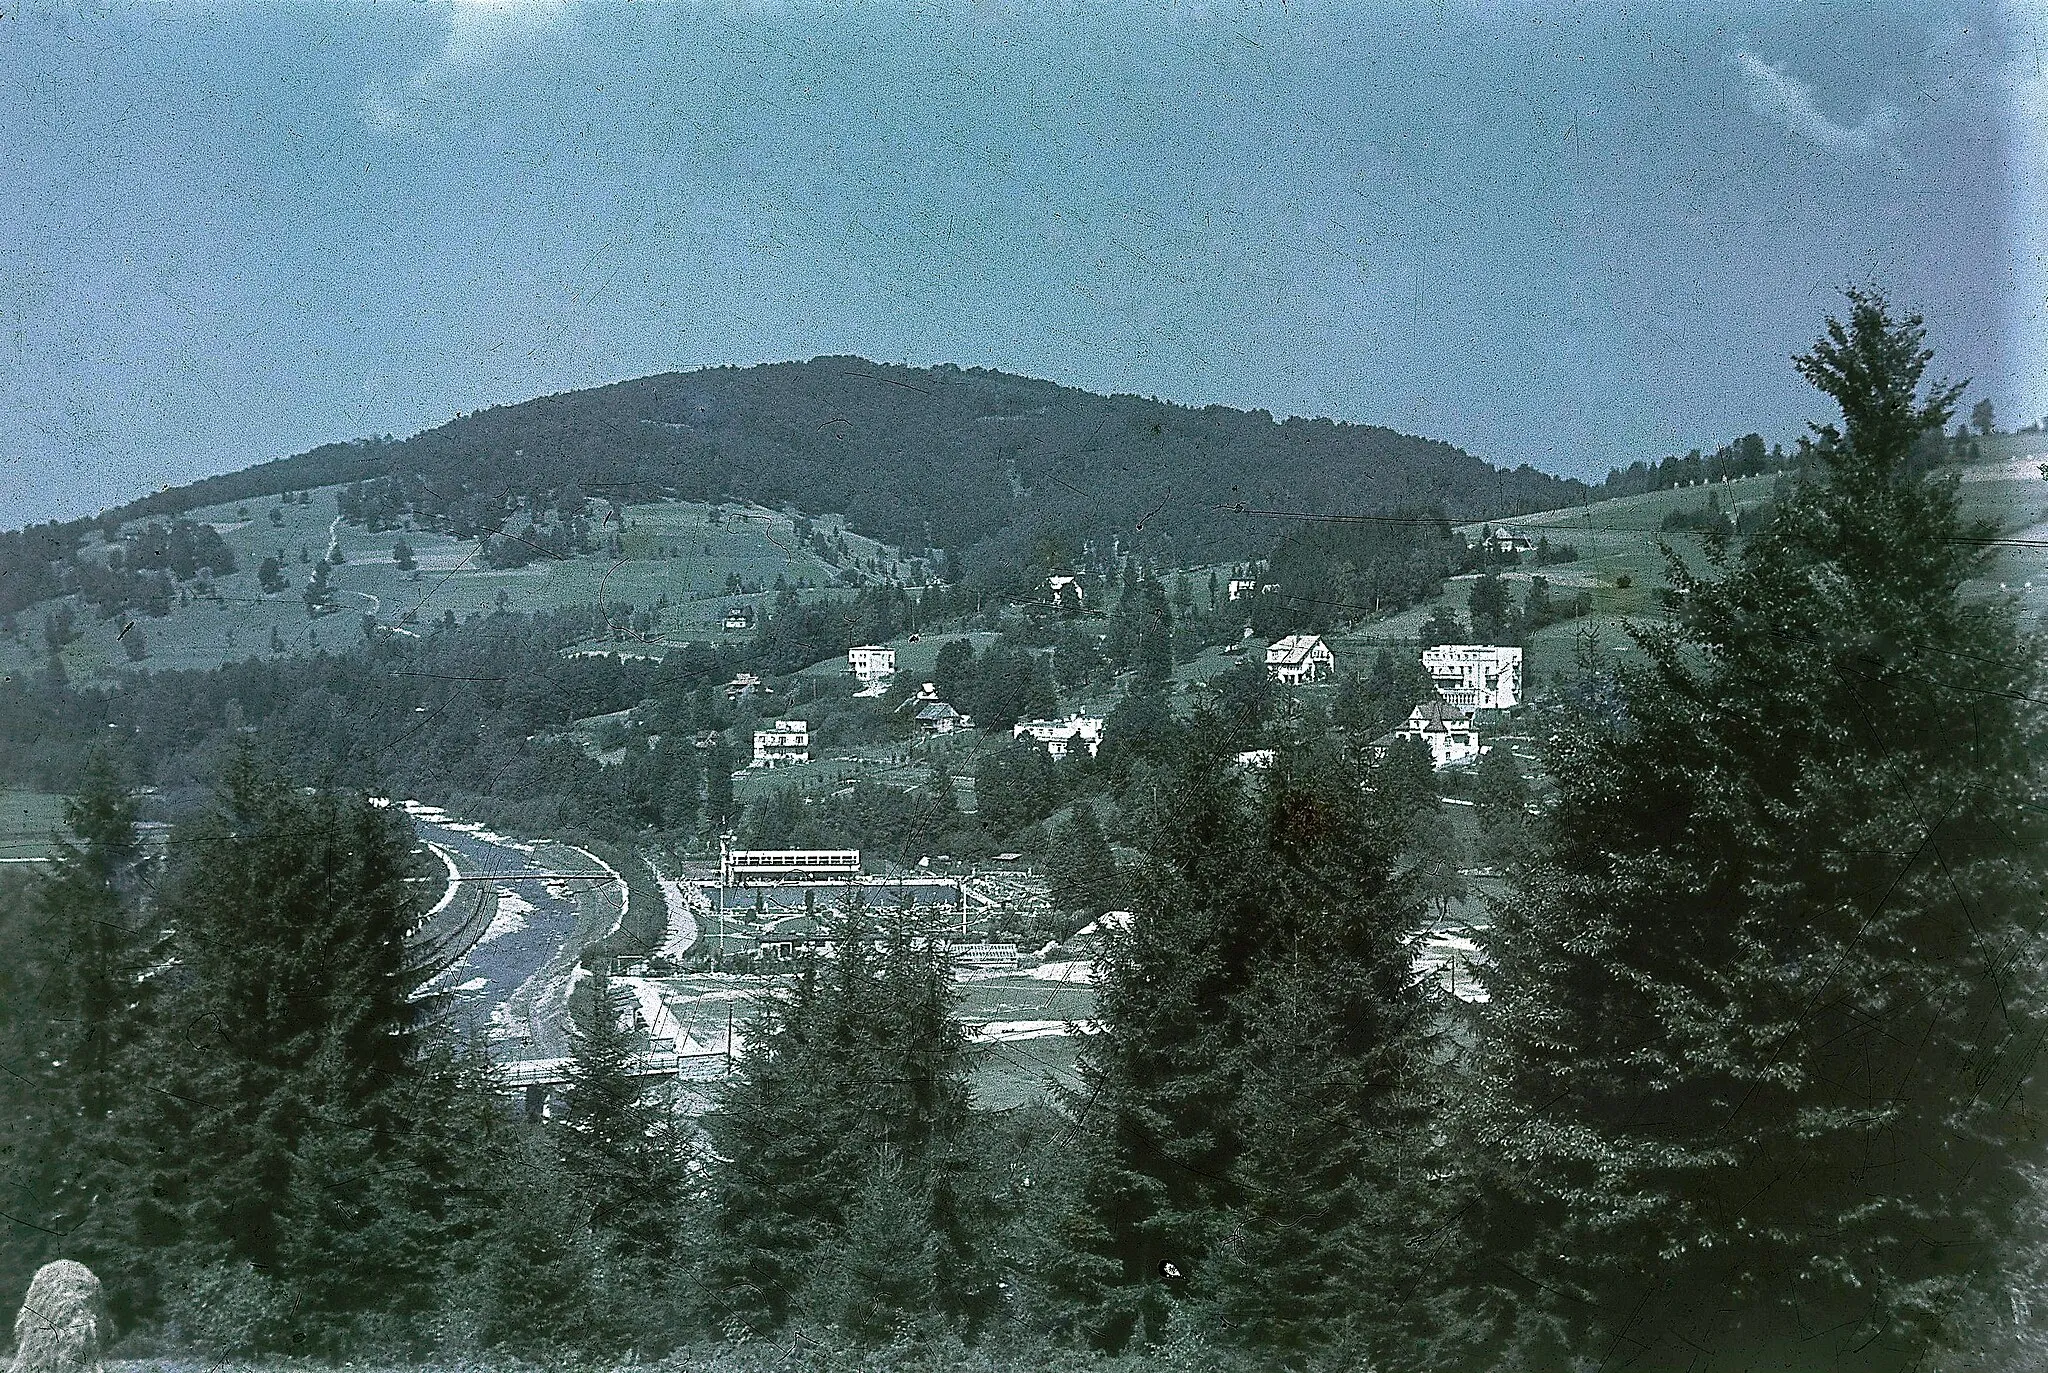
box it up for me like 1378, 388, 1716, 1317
362, 0, 572, 132
1734, 49, 1900, 156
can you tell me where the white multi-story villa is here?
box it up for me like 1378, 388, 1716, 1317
751, 720, 812, 767
1422, 644, 1523, 710
848, 644, 897, 682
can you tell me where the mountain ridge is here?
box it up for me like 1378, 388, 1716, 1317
72, 357, 1585, 568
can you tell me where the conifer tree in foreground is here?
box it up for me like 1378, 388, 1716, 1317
1042, 741, 1441, 1363
703, 898, 981, 1338
0, 756, 150, 1306
97, 755, 490, 1347
565, 969, 693, 1239
1468, 290, 2048, 1369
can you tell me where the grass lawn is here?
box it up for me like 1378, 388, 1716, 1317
0, 487, 922, 681
0, 788, 72, 863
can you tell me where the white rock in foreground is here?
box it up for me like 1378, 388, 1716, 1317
10, 1260, 106, 1373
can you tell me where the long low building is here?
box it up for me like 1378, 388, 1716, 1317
1013, 714, 1105, 759
718, 845, 861, 884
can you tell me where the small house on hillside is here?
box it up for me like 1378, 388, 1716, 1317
1386, 696, 1480, 770
1013, 714, 1105, 759
915, 700, 970, 737
1265, 633, 1335, 685
1048, 575, 1085, 607
724, 672, 770, 703
1480, 526, 1536, 556
723, 605, 756, 631
1228, 577, 1259, 602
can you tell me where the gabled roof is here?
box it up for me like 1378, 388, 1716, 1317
1265, 633, 1329, 666
915, 701, 960, 722
1402, 695, 1474, 732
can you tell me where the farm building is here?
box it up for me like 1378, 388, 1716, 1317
915, 700, 970, 736
1480, 526, 1536, 555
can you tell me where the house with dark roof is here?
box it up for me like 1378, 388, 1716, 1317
1384, 695, 1481, 769
914, 700, 969, 737
1265, 633, 1335, 684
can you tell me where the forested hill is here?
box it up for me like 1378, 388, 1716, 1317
93, 357, 1586, 577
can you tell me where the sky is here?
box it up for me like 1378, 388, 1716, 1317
2, 0, 2043, 527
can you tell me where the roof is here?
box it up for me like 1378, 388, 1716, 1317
915, 701, 960, 722
1265, 633, 1329, 666
1402, 696, 1474, 731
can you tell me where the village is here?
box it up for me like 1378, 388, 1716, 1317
432, 545, 1540, 1120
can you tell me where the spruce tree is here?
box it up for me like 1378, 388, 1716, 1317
109, 755, 463, 1342
556, 968, 688, 1267
1047, 805, 1118, 919
703, 900, 979, 1338
1468, 290, 2048, 1368
1, 756, 151, 1302
1044, 744, 1440, 1360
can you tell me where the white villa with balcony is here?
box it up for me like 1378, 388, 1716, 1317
1422, 644, 1524, 711
752, 720, 812, 767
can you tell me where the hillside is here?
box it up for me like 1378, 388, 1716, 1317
67, 357, 1587, 578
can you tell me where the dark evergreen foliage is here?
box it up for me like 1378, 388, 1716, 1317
1467, 290, 2048, 1369
1043, 744, 1443, 1364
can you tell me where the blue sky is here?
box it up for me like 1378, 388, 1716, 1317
3, 0, 2042, 527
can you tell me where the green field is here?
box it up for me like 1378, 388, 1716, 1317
0, 788, 72, 864
792, 629, 1004, 683
2, 487, 917, 681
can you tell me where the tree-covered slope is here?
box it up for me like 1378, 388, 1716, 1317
87, 357, 1586, 577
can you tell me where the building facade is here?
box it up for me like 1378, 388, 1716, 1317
1422, 644, 1524, 710
1392, 697, 1481, 769
1013, 714, 1106, 759
1265, 633, 1335, 684
848, 644, 897, 682
751, 719, 811, 767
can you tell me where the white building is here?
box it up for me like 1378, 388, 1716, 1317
848, 644, 896, 682
751, 720, 811, 767
1393, 697, 1481, 770
1480, 525, 1535, 556
1422, 644, 1524, 711
720, 839, 860, 885
1234, 749, 1277, 770
1048, 575, 1085, 606
1227, 577, 1259, 602
1013, 714, 1105, 759
1265, 633, 1335, 684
